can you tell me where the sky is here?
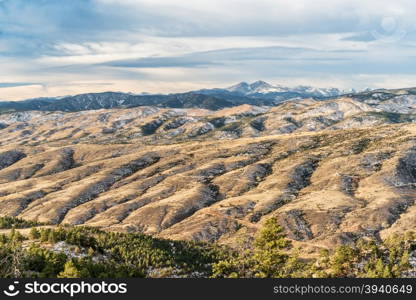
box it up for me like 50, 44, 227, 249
1, 0, 416, 100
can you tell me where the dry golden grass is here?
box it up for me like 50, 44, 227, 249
1, 98, 416, 253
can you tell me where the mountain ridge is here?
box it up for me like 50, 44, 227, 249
2, 91, 416, 254
0, 81, 362, 113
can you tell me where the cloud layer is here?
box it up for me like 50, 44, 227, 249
1, 0, 416, 100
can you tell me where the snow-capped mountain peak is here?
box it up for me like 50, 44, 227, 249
249, 80, 273, 90
226, 82, 251, 94
226, 80, 289, 94
227, 81, 345, 96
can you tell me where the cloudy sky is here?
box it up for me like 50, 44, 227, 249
1, 0, 416, 100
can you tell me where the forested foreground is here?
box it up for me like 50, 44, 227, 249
0, 217, 414, 278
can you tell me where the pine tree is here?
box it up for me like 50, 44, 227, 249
40, 229, 50, 242
58, 261, 82, 278
374, 258, 384, 277
9, 228, 24, 242
212, 218, 297, 278
382, 265, 392, 278
48, 230, 58, 243
29, 228, 40, 240
400, 250, 410, 270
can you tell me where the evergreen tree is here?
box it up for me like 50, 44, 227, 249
58, 261, 82, 278
212, 218, 301, 278
29, 228, 40, 240
40, 229, 50, 242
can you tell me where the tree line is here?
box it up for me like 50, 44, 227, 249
0, 217, 414, 278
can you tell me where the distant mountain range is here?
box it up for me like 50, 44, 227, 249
0, 80, 374, 113
0, 92, 236, 113
196, 80, 355, 99
3, 83, 416, 255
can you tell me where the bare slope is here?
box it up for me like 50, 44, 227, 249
1, 96, 416, 253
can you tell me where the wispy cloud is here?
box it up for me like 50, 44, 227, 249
1, 0, 416, 100
0, 82, 41, 88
